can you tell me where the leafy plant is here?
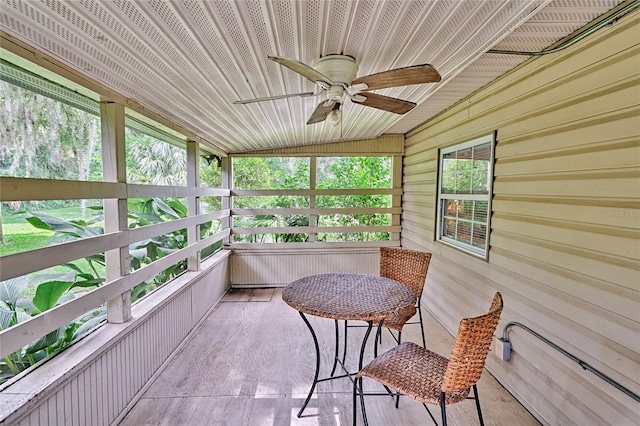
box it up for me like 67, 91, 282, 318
0, 275, 105, 384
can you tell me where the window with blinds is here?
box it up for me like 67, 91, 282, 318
437, 133, 495, 259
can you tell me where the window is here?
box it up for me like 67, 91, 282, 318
437, 134, 495, 258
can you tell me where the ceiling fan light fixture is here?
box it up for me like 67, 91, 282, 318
327, 108, 342, 126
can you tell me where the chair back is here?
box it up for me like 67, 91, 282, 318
379, 247, 431, 297
441, 292, 503, 393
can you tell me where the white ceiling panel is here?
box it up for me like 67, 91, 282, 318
0, 0, 626, 154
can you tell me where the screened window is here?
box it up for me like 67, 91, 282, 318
437, 134, 495, 258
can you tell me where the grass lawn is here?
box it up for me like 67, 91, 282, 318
0, 221, 52, 256
1, 207, 105, 296
1, 206, 101, 254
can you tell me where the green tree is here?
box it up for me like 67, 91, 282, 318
0, 82, 100, 182
0, 82, 101, 214
232, 157, 310, 242
126, 130, 186, 186
316, 156, 391, 241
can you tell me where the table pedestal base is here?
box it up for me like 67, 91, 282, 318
297, 311, 377, 418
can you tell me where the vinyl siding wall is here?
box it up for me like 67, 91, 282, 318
402, 9, 639, 426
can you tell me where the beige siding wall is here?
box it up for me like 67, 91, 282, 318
402, 9, 639, 426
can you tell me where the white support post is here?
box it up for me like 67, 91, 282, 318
187, 141, 201, 271
221, 157, 232, 245
309, 156, 317, 242
101, 101, 131, 323
391, 155, 403, 243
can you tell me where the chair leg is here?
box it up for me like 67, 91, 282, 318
440, 392, 447, 426
342, 320, 348, 366
417, 305, 426, 348
353, 375, 371, 426
394, 329, 402, 408
385, 328, 401, 345
374, 322, 384, 358
473, 384, 485, 426
330, 319, 339, 377
352, 377, 358, 426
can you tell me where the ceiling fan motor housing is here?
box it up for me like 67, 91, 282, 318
313, 54, 358, 84
326, 85, 345, 101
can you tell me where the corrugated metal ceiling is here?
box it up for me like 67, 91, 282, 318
0, 0, 624, 154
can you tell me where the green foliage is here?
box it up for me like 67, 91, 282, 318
232, 157, 310, 242
317, 156, 390, 189
125, 129, 187, 186
0, 274, 103, 384
32, 273, 75, 312
127, 197, 219, 297
231, 156, 392, 242
0, 219, 51, 256
316, 157, 391, 241
200, 156, 222, 211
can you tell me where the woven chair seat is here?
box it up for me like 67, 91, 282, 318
356, 341, 470, 405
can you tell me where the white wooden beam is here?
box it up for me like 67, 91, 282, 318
231, 207, 401, 215
128, 184, 228, 198
392, 155, 404, 242
231, 188, 402, 196
0, 177, 227, 201
309, 157, 317, 243
101, 101, 131, 324
231, 225, 400, 234
0, 232, 126, 281
222, 157, 232, 245
0, 177, 125, 201
187, 141, 200, 271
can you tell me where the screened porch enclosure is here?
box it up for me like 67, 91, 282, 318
1, 1, 639, 425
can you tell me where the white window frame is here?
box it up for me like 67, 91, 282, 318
436, 133, 495, 259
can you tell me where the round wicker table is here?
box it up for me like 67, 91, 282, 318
283, 273, 416, 418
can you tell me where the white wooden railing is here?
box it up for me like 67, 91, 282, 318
0, 175, 230, 359
229, 187, 402, 245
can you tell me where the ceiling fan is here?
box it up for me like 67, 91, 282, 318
234, 54, 441, 126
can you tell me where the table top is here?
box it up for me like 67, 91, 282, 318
282, 273, 416, 321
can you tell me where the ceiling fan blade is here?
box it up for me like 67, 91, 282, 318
307, 100, 338, 125
268, 56, 333, 85
233, 91, 316, 104
351, 64, 441, 91
351, 92, 416, 114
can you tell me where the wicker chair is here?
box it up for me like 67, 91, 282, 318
353, 292, 503, 426
378, 247, 432, 348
